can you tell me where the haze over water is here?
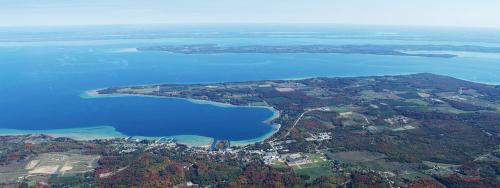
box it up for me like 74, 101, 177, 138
1, 25, 500, 142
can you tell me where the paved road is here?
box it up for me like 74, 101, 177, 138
282, 108, 324, 138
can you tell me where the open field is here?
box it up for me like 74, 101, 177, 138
27, 152, 99, 175
0, 151, 99, 184
293, 154, 333, 181
330, 151, 386, 163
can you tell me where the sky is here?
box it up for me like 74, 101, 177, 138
1, 0, 500, 28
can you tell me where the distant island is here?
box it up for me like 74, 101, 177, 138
138, 44, 500, 58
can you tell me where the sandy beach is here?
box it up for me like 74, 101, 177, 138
0, 126, 128, 140
0, 125, 218, 147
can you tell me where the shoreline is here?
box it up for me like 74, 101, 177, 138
0, 126, 128, 141
79, 89, 281, 147
280, 73, 500, 86
82, 89, 278, 110
0, 124, 278, 148
0, 126, 215, 148
82, 89, 281, 121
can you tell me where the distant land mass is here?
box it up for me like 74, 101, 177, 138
138, 44, 500, 58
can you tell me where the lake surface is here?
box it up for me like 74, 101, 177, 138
1, 24, 500, 142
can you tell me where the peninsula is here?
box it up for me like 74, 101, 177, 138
3, 73, 499, 187
138, 44, 500, 58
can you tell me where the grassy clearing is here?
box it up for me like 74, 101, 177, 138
270, 160, 288, 169
330, 151, 386, 163
293, 154, 333, 181
400, 172, 433, 181
330, 105, 358, 113
405, 99, 428, 106
422, 161, 460, 175
327, 151, 415, 173
433, 106, 467, 114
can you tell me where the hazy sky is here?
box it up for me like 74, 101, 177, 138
1, 0, 500, 28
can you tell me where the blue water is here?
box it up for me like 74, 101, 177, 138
1, 25, 500, 141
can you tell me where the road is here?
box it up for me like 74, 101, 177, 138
282, 107, 325, 139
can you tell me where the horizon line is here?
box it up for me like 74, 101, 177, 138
1, 22, 500, 30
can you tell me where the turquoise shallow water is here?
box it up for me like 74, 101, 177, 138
0, 25, 499, 142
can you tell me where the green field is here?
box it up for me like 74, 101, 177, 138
433, 106, 467, 114
270, 160, 288, 169
405, 99, 428, 106
293, 154, 333, 181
